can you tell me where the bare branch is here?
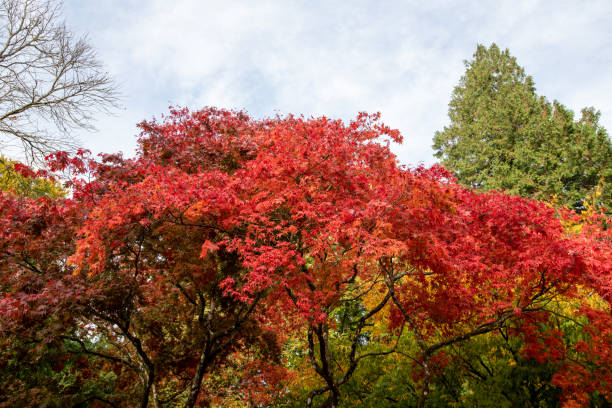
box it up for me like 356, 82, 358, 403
0, 0, 119, 163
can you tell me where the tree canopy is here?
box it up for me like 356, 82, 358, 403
0, 156, 64, 198
0, 107, 610, 407
433, 43, 612, 211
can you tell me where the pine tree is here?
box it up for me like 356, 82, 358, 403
433, 43, 611, 210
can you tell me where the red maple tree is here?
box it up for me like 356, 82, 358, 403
0, 107, 609, 407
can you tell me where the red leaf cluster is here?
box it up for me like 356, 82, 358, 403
1, 107, 610, 407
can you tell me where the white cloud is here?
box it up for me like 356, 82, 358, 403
62, 0, 612, 166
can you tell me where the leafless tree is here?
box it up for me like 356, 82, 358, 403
0, 0, 118, 163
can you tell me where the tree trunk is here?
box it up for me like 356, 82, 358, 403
184, 344, 212, 408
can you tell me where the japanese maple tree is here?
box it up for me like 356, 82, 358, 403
0, 106, 610, 408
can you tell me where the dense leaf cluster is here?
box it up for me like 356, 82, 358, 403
433, 44, 612, 211
0, 106, 610, 407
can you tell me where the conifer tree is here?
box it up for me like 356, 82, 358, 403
433, 43, 611, 210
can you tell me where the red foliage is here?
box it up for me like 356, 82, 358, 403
0, 106, 610, 406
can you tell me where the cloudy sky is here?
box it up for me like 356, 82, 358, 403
63, 0, 612, 167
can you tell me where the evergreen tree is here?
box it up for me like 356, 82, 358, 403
433, 43, 611, 210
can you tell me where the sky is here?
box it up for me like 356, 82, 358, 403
62, 0, 612, 167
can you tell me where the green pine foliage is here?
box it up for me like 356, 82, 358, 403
433, 43, 612, 211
